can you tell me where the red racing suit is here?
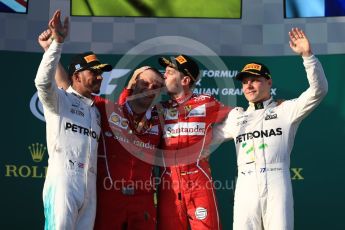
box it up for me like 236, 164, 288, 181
93, 96, 161, 230
156, 94, 231, 230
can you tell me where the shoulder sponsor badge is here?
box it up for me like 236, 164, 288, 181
184, 105, 192, 113
108, 112, 128, 129
264, 108, 278, 120
109, 113, 120, 124
164, 108, 178, 120
187, 104, 206, 117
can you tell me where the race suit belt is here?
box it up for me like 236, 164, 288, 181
238, 162, 288, 175
166, 159, 210, 172
180, 170, 199, 176
120, 186, 155, 196
66, 159, 96, 174
48, 160, 96, 175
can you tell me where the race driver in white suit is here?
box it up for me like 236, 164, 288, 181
213, 28, 328, 230
35, 10, 112, 229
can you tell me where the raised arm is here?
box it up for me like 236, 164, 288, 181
34, 10, 68, 113
38, 19, 70, 90
118, 66, 153, 105
284, 28, 328, 123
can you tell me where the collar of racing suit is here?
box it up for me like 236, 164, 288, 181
124, 101, 152, 120
123, 101, 154, 134
170, 91, 194, 107
67, 86, 95, 106
247, 97, 273, 111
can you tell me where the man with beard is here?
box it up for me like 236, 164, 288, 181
35, 10, 112, 229
94, 66, 164, 230
38, 15, 164, 229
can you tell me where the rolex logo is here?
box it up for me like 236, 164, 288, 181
28, 143, 46, 162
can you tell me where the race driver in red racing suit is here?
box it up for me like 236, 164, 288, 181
157, 94, 230, 230
156, 55, 231, 230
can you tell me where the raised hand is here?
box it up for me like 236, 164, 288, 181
289, 28, 312, 57
127, 66, 152, 89
48, 10, 69, 43
38, 29, 53, 51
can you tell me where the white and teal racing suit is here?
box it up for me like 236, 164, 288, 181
213, 55, 328, 230
35, 41, 101, 230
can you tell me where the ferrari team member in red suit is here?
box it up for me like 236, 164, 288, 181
94, 66, 164, 230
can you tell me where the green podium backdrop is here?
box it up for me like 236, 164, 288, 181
1, 51, 344, 229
